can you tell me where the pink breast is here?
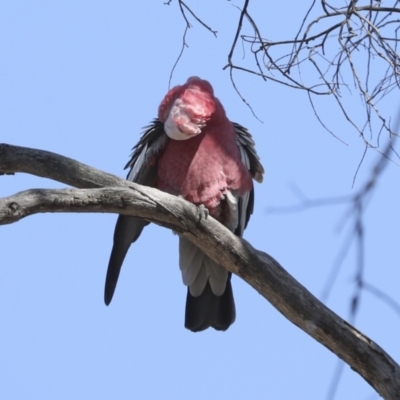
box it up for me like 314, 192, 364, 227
157, 121, 252, 210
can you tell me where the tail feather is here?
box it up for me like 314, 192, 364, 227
179, 238, 204, 289
104, 215, 148, 305
185, 275, 236, 332
180, 236, 228, 297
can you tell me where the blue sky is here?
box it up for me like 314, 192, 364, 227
1, 2, 399, 399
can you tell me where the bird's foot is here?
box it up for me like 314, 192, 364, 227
196, 204, 209, 223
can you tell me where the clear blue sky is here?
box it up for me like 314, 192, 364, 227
1, 2, 399, 399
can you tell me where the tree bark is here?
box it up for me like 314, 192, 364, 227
1, 143, 400, 399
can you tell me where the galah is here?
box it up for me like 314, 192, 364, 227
104, 76, 264, 332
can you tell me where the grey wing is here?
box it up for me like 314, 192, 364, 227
234, 122, 265, 236
104, 119, 167, 305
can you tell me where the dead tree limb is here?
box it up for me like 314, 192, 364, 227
1, 143, 400, 399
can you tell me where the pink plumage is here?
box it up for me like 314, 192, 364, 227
104, 76, 264, 332
157, 77, 252, 215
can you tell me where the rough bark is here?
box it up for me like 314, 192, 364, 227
1, 143, 400, 399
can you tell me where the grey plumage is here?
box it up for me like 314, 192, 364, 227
179, 236, 228, 297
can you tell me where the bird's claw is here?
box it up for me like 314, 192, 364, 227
196, 204, 209, 223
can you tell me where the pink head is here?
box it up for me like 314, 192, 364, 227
158, 76, 218, 141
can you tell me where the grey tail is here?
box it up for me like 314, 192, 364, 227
184, 274, 236, 332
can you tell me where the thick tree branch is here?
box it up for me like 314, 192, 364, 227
0, 143, 131, 189
1, 143, 400, 398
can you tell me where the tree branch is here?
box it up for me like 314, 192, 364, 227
0, 143, 131, 189
1, 143, 400, 398
222, 0, 400, 149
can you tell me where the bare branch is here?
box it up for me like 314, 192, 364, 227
0, 143, 131, 189
1, 143, 400, 398
224, 0, 400, 148
363, 282, 400, 317
179, 1, 217, 36
165, 0, 217, 88
266, 132, 399, 398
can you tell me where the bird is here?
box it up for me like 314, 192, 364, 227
104, 76, 264, 332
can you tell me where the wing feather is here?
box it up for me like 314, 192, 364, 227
126, 119, 167, 183
234, 122, 264, 236
104, 119, 167, 305
234, 122, 264, 183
